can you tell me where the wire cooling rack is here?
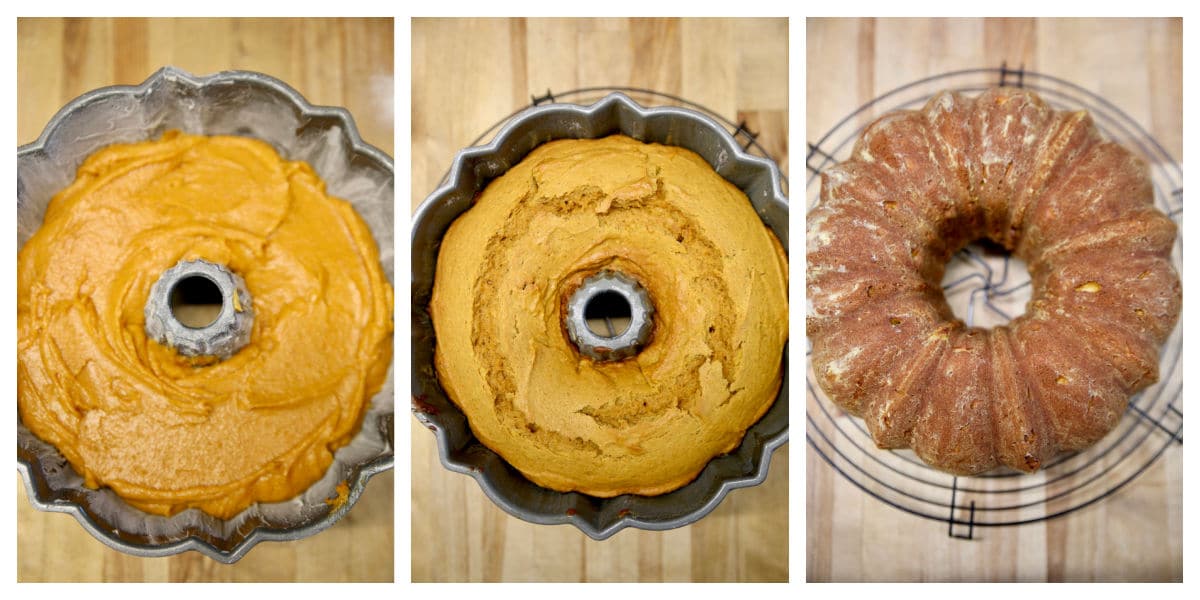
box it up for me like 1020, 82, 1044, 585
805, 65, 1183, 538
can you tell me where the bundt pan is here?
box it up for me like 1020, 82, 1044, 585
17, 67, 395, 563
411, 92, 788, 539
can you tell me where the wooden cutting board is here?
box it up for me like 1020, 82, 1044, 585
805, 17, 1182, 582
16, 17, 395, 582
411, 17, 790, 582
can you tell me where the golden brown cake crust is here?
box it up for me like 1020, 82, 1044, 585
431, 135, 789, 496
807, 88, 1181, 475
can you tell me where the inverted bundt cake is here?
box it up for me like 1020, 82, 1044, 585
806, 87, 1181, 475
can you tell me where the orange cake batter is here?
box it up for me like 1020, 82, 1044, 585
17, 131, 393, 519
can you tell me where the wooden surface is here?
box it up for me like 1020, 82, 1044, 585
16, 17, 395, 582
805, 17, 1183, 582
411, 17, 789, 582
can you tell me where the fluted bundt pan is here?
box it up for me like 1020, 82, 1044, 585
412, 92, 788, 539
17, 67, 394, 563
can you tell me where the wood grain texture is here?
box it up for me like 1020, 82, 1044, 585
16, 17, 394, 582
805, 17, 1182, 583
411, 17, 789, 582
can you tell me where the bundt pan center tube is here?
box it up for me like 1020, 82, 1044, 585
566, 270, 655, 362
145, 259, 254, 360
412, 92, 789, 539
806, 87, 1182, 476
17, 67, 395, 563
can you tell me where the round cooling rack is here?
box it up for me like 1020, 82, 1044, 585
805, 65, 1183, 538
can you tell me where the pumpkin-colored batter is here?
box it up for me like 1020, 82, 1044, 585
430, 135, 788, 496
17, 131, 393, 519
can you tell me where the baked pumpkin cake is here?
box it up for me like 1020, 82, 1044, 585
806, 88, 1181, 475
430, 134, 789, 497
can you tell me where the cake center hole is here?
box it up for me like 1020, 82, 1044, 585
169, 275, 223, 329
584, 291, 632, 337
939, 240, 1032, 328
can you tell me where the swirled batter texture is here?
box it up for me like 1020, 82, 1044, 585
431, 135, 788, 496
18, 131, 393, 519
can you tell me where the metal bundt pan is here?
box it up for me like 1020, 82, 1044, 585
411, 92, 788, 539
17, 67, 394, 563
